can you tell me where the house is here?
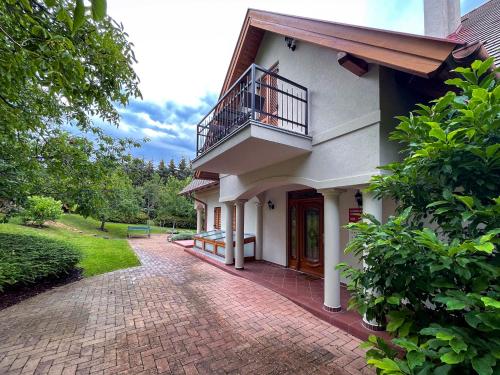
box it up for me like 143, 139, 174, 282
180, 0, 498, 327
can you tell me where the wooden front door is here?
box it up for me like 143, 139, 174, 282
288, 190, 324, 277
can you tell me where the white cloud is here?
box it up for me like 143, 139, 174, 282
107, 0, 428, 106
101, 0, 485, 163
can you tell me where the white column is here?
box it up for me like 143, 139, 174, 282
362, 190, 383, 328
234, 199, 246, 270
319, 189, 342, 312
196, 206, 204, 233
224, 202, 234, 265
255, 201, 263, 260
363, 191, 382, 222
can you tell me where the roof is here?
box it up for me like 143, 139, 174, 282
221, 9, 463, 93
179, 179, 219, 196
449, 0, 500, 65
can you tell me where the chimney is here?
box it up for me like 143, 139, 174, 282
424, 0, 461, 38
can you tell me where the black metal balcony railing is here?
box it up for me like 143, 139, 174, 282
196, 64, 308, 156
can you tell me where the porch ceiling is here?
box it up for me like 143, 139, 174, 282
192, 120, 312, 175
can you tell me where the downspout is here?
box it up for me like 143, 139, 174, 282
192, 195, 208, 231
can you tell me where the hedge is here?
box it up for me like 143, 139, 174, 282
0, 233, 81, 292
171, 233, 193, 241
154, 216, 196, 229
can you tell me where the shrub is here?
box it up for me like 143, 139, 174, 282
22, 196, 63, 227
340, 59, 499, 374
0, 233, 81, 292
154, 215, 196, 229
171, 233, 193, 241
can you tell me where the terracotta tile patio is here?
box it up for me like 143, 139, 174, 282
184, 247, 390, 342
0, 235, 374, 375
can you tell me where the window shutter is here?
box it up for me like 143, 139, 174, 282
214, 207, 221, 229
232, 205, 236, 231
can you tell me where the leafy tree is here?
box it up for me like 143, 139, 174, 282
21, 196, 63, 227
123, 158, 149, 187
0, 0, 140, 207
139, 173, 163, 220
340, 59, 499, 374
177, 157, 191, 179
144, 160, 155, 182
76, 171, 139, 231
167, 159, 177, 179
156, 177, 195, 228
157, 160, 169, 181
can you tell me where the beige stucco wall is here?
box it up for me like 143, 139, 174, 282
256, 32, 381, 137
219, 32, 386, 202
195, 188, 258, 234
191, 30, 411, 277
195, 185, 398, 280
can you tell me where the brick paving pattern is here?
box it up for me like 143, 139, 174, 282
0, 235, 373, 375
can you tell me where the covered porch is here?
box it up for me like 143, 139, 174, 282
187, 179, 392, 339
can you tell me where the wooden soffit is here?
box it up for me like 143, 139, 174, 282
221, 9, 464, 93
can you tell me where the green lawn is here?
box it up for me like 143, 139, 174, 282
0, 215, 195, 277
0, 217, 138, 277
59, 214, 195, 239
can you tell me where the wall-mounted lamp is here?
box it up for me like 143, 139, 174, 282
355, 190, 363, 208
267, 200, 275, 210
285, 37, 296, 51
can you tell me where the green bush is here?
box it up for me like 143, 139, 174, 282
0, 233, 81, 291
154, 215, 196, 229
340, 59, 499, 374
171, 233, 193, 241
22, 196, 63, 227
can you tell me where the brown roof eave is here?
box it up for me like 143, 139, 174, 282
220, 9, 464, 94
179, 180, 219, 196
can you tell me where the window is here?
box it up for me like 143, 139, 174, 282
214, 207, 221, 229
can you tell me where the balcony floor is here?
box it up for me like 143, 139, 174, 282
183, 246, 390, 342
192, 120, 312, 175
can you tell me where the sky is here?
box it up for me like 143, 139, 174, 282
98, 0, 487, 163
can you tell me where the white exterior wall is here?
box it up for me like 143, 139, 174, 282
195, 188, 258, 234
193, 31, 408, 274
219, 32, 383, 202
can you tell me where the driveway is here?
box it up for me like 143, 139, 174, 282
0, 235, 372, 375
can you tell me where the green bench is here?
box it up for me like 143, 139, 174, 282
127, 225, 151, 238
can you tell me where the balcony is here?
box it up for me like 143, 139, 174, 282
192, 64, 312, 175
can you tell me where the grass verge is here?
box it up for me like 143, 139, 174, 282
59, 214, 196, 239
0, 218, 140, 277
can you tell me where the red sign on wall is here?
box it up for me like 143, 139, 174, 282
349, 208, 363, 223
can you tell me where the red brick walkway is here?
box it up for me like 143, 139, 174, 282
0, 235, 373, 375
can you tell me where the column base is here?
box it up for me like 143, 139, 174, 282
235, 267, 244, 270
362, 317, 385, 331
323, 305, 341, 312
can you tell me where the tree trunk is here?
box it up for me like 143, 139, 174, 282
100, 220, 105, 231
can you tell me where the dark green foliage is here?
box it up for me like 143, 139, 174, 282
0, 0, 141, 209
0, 233, 81, 292
155, 177, 196, 228
155, 215, 196, 230
121, 158, 195, 227
76, 171, 140, 231
340, 59, 499, 374
177, 157, 191, 180
157, 160, 169, 181
167, 159, 177, 178
171, 233, 193, 241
